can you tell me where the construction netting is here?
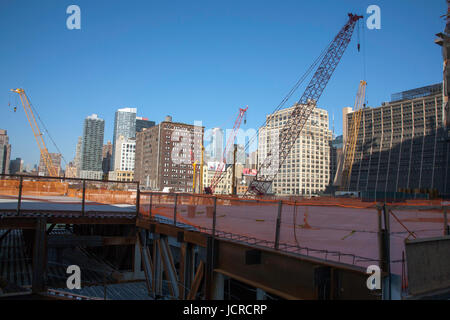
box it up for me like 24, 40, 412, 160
141, 191, 449, 278
0, 175, 138, 215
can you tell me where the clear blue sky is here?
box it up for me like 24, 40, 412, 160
0, 0, 446, 168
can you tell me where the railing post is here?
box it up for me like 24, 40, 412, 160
82, 180, 86, 216
274, 200, 282, 250
149, 192, 153, 218
17, 176, 23, 216
444, 207, 449, 236
382, 203, 391, 300
212, 197, 217, 237
136, 182, 140, 218
173, 193, 178, 225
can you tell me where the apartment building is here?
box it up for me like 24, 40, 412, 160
0, 129, 11, 175
344, 83, 449, 194
79, 114, 105, 180
109, 136, 135, 182
258, 105, 332, 196
135, 116, 204, 191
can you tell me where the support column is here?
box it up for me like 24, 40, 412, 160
32, 218, 47, 294
212, 272, 225, 300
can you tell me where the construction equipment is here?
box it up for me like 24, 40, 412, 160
341, 80, 367, 190
204, 107, 248, 194
191, 144, 204, 193
10, 88, 59, 177
247, 13, 363, 195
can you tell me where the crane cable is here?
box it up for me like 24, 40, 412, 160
240, 31, 338, 160
27, 100, 71, 175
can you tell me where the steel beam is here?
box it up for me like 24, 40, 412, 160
32, 218, 47, 294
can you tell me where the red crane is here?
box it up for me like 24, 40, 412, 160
205, 107, 248, 194
248, 13, 363, 195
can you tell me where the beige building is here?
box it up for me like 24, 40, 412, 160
258, 105, 332, 196
202, 162, 244, 195
108, 170, 134, 182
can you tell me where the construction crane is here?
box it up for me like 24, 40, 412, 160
190, 144, 204, 193
341, 80, 367, 190
10, 88, 59, 177
247, 13, 363, 195
204, 107, 248, 194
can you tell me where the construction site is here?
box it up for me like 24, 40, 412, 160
1, 7, 450, 301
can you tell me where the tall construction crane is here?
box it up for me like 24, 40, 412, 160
205, 107, 248, 194
341, 80, 367, 190
248, 13, 363, 195
10, 88, 59, 177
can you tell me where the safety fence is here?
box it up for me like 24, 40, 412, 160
0, 174, 139, 216
1, 174, 449, 295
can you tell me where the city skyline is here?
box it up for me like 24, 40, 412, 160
0, 1, 445, 166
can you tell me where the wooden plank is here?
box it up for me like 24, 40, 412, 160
137, 230, 153, 296
187, 261, 204, 300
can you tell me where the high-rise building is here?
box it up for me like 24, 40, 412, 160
9, 158, 23, 175
136, 117, 155, 133
80, 114, 105, 180
204, 128, 224, 163
102, 141, 113, 174
0, 129, 11, 175
38, 153, 62, 176
112, 108, 136, 170
258, 105, 332, 196
328, 135, 343, 189
135, 117, 204, 191
344, 83, 449, 195
65, 161, 78, 178
108, 136, 135, 182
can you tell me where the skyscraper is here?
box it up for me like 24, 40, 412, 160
74, 136, 82, 172
207, 128, 224, 162
0, 129, 11, 175
112, 108, 136, 169
136, 117, 155, 133
80, 114, 105, 180
102, 141, 113, 174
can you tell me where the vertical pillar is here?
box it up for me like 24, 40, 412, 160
212, 272, 225, 299
382, 204, 391, 300
173, 194, 178, 225
274, 201, 282, 250
32, 218, 47, 293
149, 192, 153, 217
212, 197, 217, 237
17, 176, 23, 216
136, 182, 140, 217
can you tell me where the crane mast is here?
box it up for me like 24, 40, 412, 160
248, 13, 363, 195
341, 80, 366, 190
11, 88, 59, 177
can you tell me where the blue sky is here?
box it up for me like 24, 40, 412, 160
0, 0, 446, 168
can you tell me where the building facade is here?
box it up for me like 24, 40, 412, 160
258, 105, 332, 196
135, 118, 204, 191
0, 129, 11, 175
38, 153, 62, 176
112, 108, 136, 169
102, 141, 113, 175
80, 114, 104, 179
136, 117, 155, 133
344, 84, 449, 194
9, 158, 23, 175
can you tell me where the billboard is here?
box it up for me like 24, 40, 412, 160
243, 168, 257, 176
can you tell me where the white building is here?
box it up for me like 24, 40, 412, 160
258, 104, 332, 196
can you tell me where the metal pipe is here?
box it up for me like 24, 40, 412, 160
212, 197, 217, 237
82, 180, 86, 216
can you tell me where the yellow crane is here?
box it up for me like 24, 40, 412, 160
341, 80, 367, 190
191, 144, 204, 193
10, 88, 59, 177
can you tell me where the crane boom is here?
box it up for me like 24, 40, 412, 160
248, 13, 363, 195
11, 88, 58, 177
205, 107, 248, 194
341, 80, 366, 190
